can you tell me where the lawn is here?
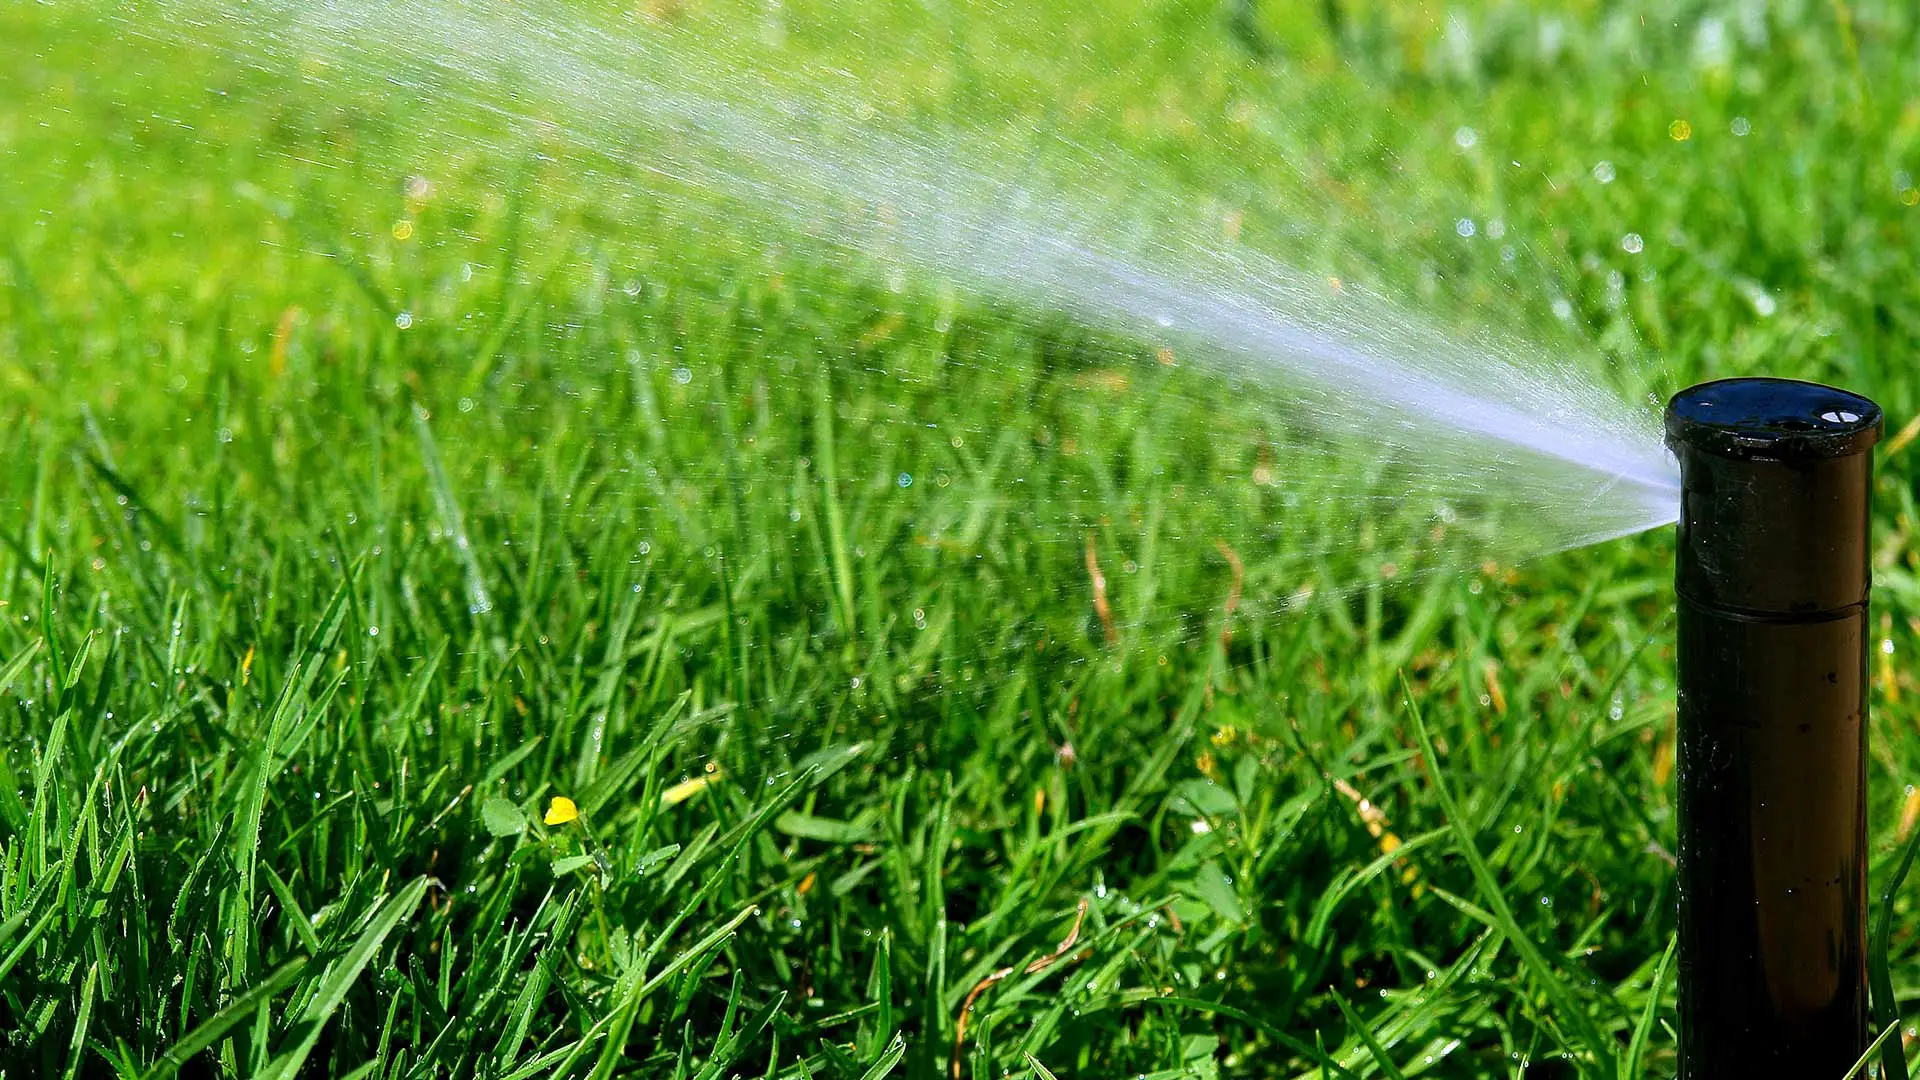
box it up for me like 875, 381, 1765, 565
4, 1, 1920, 1077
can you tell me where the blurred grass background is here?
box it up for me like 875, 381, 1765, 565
4, 1, 1920, 1077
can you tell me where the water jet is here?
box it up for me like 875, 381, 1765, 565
1666, 377, 1882, 1077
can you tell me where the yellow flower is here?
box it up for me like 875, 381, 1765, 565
544, 796, 579, 825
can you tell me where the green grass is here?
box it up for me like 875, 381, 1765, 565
4, 1, 1920, 1077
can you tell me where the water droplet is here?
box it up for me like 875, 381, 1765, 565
672, 366, 692, 384
1453, 126, 1478, 149
897, 472, 913, 488
1621, 233, 1644, 254
1455, 218, 1476, 238
394, 311, 413, 330
1731, 116, 1752, 136
1593, 161, 1616, 184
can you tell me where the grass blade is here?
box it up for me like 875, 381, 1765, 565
1621, 933, 1675, 1078
1402, 674, 1615, 1077
1329, 991, 1409, 1080
856, 1033, 907, 1080
256, 876, 432, 1080
1872, 815, 1920, 1080
141, 956, 310, 1080
1842, 1018, 1906, 1080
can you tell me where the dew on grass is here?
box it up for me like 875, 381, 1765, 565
1621, 233, 1644, 254
1593, 161, 1616, 184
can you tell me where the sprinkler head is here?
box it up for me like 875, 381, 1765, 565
1667, 377, 1881, 616
1664, 377, 1883, 1079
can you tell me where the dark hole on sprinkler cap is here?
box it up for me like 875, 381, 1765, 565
1666, 377, 1881, 461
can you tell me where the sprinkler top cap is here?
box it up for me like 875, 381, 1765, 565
1666, 377, 1882, 616
1665, 377, 1882, 461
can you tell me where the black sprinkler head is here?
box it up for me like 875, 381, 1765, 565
1664, 377, 1883, 1079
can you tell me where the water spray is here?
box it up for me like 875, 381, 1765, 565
1666, 377, 1882, 1077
